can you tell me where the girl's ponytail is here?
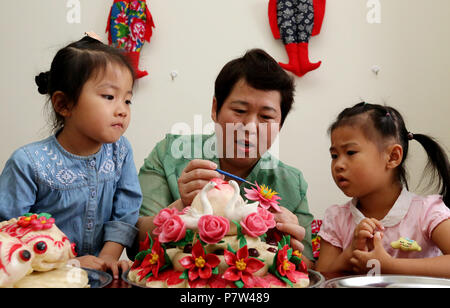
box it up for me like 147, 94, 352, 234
411, 133, 450, 206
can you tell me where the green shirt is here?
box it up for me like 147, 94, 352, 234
138, 133, 314, 261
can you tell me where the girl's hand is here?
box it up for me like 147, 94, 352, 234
350, 232, 392, 273
76, 255, 107, 272
273, 206, 306, 252
177, 159, 223, 207
100, 254, 132, 280
352, 218, 384, 252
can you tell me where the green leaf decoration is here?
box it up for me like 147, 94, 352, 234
287, 248, 292, 260
234, 280, 245, 288
212, 267, 219, 275
38, 213, 52, 219
239, 236, 247, 248
279, 275, 294, 288
232, 220, 241, 232
135, 249, 152, 262
227, 243, 236, 255
232, 220, 247, 248
273, 269, 293, 287
163, 248, 172, 267
135, 233, 155, 261
23, 213, 34, 217
194, 233, 208, 246
290, 255, 302, 265
179, 269, 189, 280
144, 272, 154, 280
268, 253, 278, 274
171, 229, 194, 247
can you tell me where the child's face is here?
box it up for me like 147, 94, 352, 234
330, 125, 390, 198
64, 63, 133, 146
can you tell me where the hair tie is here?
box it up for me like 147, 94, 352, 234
407, 132, 414, 141
385, 112, 391, 118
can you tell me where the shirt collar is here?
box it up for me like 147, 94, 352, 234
350, 187, 415, 227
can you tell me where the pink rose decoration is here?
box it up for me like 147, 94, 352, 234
240, 213, 268, 238
257, 207, 276, 229
158, 215, 186, 243
198, 215, 230, 244
153, 208, 179, 236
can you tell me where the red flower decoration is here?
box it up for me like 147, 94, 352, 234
222, 245, 264, 288
17, 214, 38, 228
179, 240, 220, 281
30, 216, 55, 231
276, 245, 297, 282
137, 237, 165, 279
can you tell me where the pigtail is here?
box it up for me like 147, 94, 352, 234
35, 71, 50, 95
411, 133, 450, 206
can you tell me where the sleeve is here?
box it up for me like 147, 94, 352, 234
318, 205, 345, 249
0, 148, 37, 220
292, 172, 314, 261
103, 138, 142, 248
138, 136, 175, 217
420, 195, 450, 240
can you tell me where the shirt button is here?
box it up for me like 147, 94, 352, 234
89, 160, 96, 167
90, 190, 96, 198
87, 221, 93, 230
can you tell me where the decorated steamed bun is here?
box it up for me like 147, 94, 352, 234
0, 213, 76, 272
0, 232, 34, 288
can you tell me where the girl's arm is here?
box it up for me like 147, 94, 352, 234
384, 219, 450, 278
315, 240, 353, 273
352, 220, 450, 278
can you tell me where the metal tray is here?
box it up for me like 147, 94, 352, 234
84, 268, 113, 288
322, 275, 450, 288
122, 269, 324, 288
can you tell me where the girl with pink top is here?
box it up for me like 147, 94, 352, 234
315, 102, 450, 278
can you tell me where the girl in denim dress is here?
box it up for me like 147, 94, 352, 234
0, 35, 142, 279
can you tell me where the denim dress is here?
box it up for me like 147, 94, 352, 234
0, 135, 142, 256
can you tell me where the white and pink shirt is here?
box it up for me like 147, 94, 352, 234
319, 188, 450, 258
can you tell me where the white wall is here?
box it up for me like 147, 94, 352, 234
0, 0, 449, 219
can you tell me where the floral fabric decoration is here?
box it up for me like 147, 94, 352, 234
106, 0, 155, 79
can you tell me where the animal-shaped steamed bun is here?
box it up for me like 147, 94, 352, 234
0, 213, 76, 272
188, 178, 259, 235
0, 232, 34, 287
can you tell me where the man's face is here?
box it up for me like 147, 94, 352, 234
212, 78, 282, 168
